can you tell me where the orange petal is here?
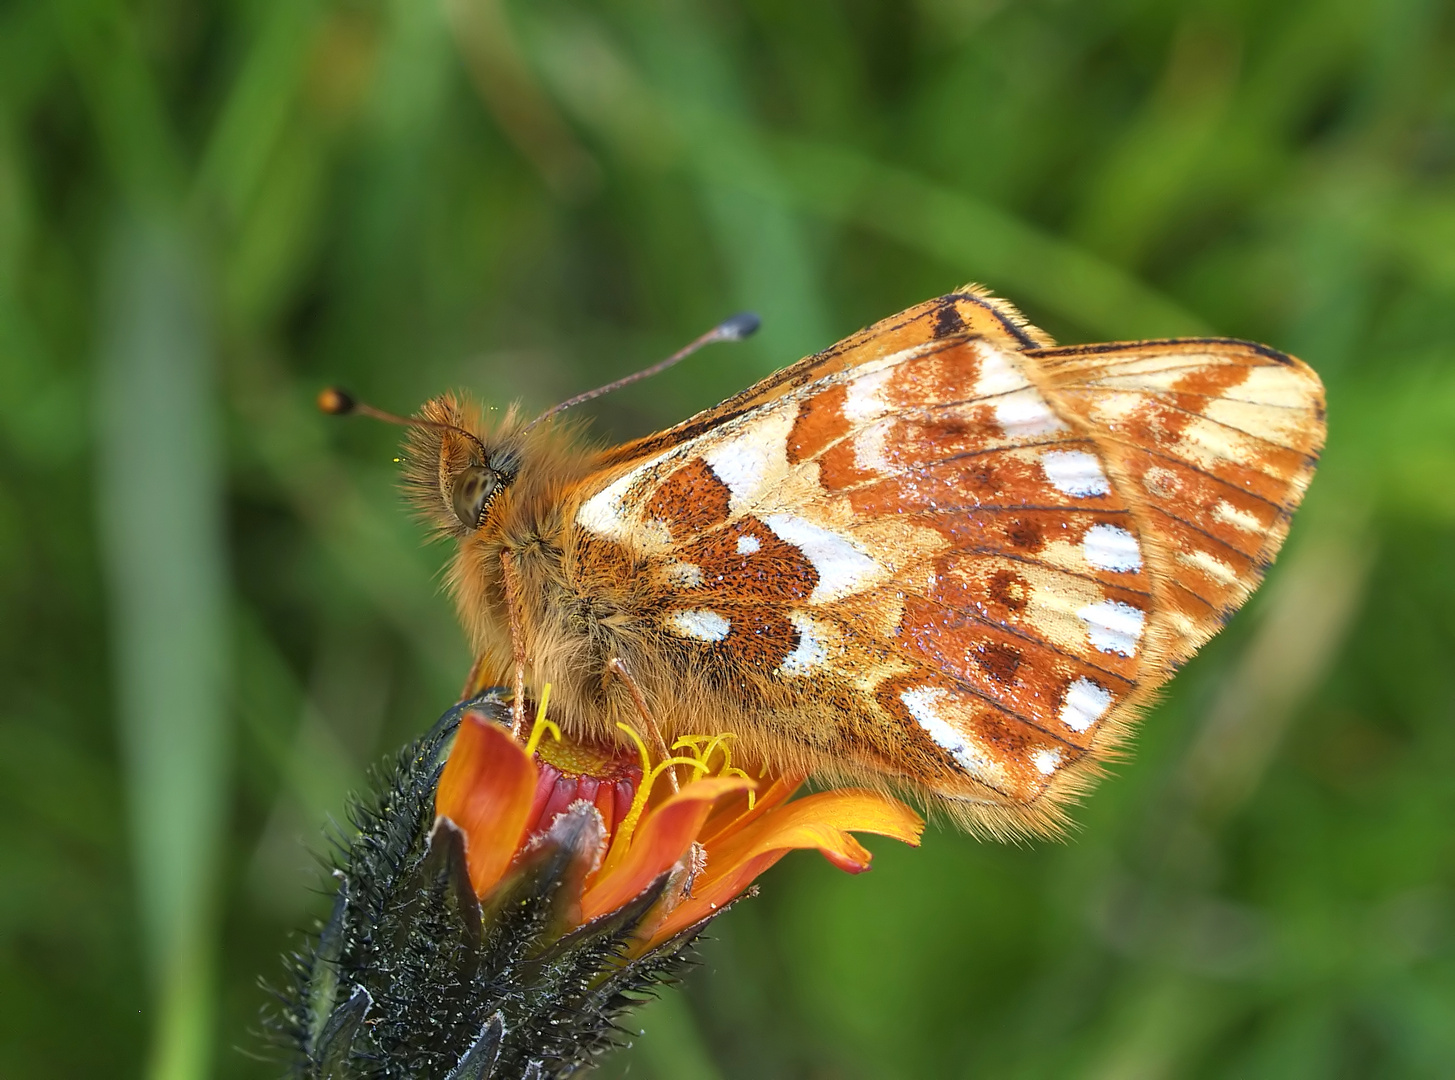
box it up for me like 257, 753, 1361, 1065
647, 789, 923, 944
434, 711, 539, 897
579, 775, 752, 923
698, 773, 803, 848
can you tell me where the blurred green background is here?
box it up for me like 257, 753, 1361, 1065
3, 0, 1454, 1076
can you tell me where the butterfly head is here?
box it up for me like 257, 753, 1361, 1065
402, 394, 523, 537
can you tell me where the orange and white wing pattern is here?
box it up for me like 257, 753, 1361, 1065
594, 287, 1051, 469
1031, 338, 1325, 670
569, 293, 1325, 834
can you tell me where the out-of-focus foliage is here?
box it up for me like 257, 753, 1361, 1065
1, 0, 1452, 1077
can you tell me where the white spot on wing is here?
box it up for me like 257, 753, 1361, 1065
1059, 677, 1113, 733
972, 344, 1032, 398
700, 408, 796, 510
1082, 523, 1143, 573
576, 446, 677, 542
778, 612, 831, 676
1032, 748, 1062, 776
1177, 547, 1241, 585
843, 367, 894, 421
853, 421, 893, 475
899, 686, 1006, 786
1213, 500, 1263, 533
762, 513, 881, 602
1041, 449, 1111, 498
664, 561, 704, 588
1174, 417, 1259, 470
736, 533, 761, 556
667, 609, 731, 643
577, 469, 642, 540
991, 389, 1068, 438
1233, 362, 1321, 409
704, 438, 771, 506
1204, 397, 1304, 444
1142, 465, 1181, 498
1077, 599, 1145, 656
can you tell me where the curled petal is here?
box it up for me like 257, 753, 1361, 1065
580, 775, 753, 923
647, 789, 923, 944
698, 774, 803, 848
435, 712, 539, 897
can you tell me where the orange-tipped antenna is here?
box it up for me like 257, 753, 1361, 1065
527, 312, 760, 429
317, 386, 489, 460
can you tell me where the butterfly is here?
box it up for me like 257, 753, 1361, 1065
329, 286, 1325, 837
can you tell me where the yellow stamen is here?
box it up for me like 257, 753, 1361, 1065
669, 732, 751, 805
721, 766, 756, 809
616, 720, 652, 782
672, 731, 736, 774
598, 723, 654, 878
524, 683, 561, 757
596, 725, 758, 879
600, 741, 713, 878
646, 755, 712, 794
702, 733, 735, 773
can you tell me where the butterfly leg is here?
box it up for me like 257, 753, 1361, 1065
605, 657, 679, 793
499, 548, 528, 739
458, 652, 494, 701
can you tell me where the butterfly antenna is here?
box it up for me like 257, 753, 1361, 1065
527, 312, 761, 429
317, 387, 490, 460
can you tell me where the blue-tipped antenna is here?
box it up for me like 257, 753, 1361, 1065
714, 311, 761, 341
529, 312, 762, 427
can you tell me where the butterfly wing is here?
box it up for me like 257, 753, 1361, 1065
568, 297, 1324, 835
595, 285, 1052, 469
1032, 338, 1325, 668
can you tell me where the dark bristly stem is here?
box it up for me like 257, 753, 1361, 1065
265, 692, 707, 1079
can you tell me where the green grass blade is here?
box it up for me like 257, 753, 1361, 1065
95, 214, 229, 1080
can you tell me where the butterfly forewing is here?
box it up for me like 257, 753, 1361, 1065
594, 287, 1052, 469
573, 331, 1162, 822
461, 288, 1323, 836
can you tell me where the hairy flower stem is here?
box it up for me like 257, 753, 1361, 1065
267, 691, 706, 1079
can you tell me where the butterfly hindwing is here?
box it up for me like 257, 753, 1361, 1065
564, 297, 1325, 833
1033, 338, 1326, 668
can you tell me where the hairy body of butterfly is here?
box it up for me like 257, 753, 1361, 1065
403, 287, 1325, 837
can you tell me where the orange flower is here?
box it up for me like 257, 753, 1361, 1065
435, 704, 923, 952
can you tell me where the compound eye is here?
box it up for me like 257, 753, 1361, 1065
450, 465, 499, 529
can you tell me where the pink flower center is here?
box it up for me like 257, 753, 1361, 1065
524, 757, 642, 842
